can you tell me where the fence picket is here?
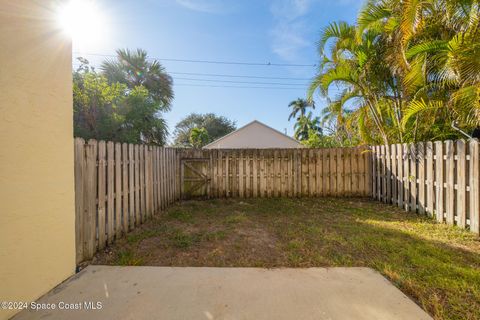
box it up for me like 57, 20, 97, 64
134, 145, 140, 225
417, 142, 425, 214
106, 141, 114, 244
385, 145, 391, 204
246, 151, 251, 198
218, 150, 224, 197
74, 138, 85, 263
469, 140, 479, 233
122, 143, 129, 232
253, 150, 258, 197
361, 147, 368, 195
139, 145, 145, 223
352, 148, 360, 199
403, 144, 410, 211
97, 141, 106, 250
435, 141, 444, 222
322, 149, 329, 196
115, 143, 122, 237
372, 147, 377, 198
409, 144, 417, 212
445, 140, 455, 224
239, 150, 244, 197
330, 148, 337, 195
391, 144, 397, 205
426, 142, 434, 216
456, 140, 466, 227
397, 144, 403, 208
316, 149, 323, 196
337, 149, 344, 196
128, 144, 135, 228
84, 140, 97, 259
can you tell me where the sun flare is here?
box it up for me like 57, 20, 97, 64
57, 0, 107, 47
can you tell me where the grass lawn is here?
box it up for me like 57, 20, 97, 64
94, 198, 480, 320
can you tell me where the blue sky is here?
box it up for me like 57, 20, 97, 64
73, 0, 363, 142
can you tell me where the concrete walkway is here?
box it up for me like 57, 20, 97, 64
14, 266, 431, 320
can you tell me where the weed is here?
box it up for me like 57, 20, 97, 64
168, 208, 194, 223
116, 250, 144, 266
170, 230, 198, 248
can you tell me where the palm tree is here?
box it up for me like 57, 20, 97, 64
398, 0, 480, 134
101, 48, 174, 111
294, 112, 322, 141
309, 0, 480, 144
308, 20, 396, 145
288, 98, 315, 121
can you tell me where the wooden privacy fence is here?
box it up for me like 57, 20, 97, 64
74, 138, 180, 263
178, 147, 371, 199
74, 137, 479, 263
371, 139, 480, 233
74, 143, 371, 262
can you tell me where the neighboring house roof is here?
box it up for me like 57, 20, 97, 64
204, 120, 303, 149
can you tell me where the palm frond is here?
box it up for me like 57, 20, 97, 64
357, 0, 392, 37
318, 21, 355, 54
402, 99, 444, 128
405, 40, 448, 59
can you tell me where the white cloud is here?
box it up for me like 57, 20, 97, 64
271, 0, 312, 20
175, 0, 235, 13
270, 0, 313, 62
271, 22, 309, 61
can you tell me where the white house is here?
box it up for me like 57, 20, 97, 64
204, 120, 303, 149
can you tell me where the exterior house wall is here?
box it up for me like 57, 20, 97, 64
204, 121, 303, 149
0, 1, 75, 319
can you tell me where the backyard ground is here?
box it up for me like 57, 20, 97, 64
94, 198, 480, 320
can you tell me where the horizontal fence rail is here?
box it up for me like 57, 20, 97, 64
371, 139, 479, 234
178, 147, 371, 199
74, 138, 180, 263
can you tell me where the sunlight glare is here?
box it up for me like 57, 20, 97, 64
57, 0, 107, 47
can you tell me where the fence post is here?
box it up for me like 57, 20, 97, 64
469, 139, 479, 233
114, 143, 122, 238
106, 141, 115, 245
409, 143, 417, 212
74, 138, 85, 264
391, 144, 397, 205
397, 144, 403, 208
97, 141, 106, 250
445, 140, 455, 225
417, 142, 425, 214
435, 141, 444, 223
456, 140, 466, 228
84, 139, 97, 259
426, 142, 434, 217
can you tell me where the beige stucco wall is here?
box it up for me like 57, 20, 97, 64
205, 121, 303, 149
0, 1, 75, 319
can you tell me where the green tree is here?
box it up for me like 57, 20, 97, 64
288, 98, 315, 121
73, 61, 126, 141
119, 86, 168, 145
302, 129, 340, 148
173, 113, 236, 146
294, 112, 322, 141
101, 48, 174, 110
73, 58, 169, 145
189, 127, 209, 148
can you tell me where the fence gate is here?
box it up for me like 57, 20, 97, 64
181, 158, 210, 199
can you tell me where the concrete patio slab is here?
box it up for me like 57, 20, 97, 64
13, 266, 431, 320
